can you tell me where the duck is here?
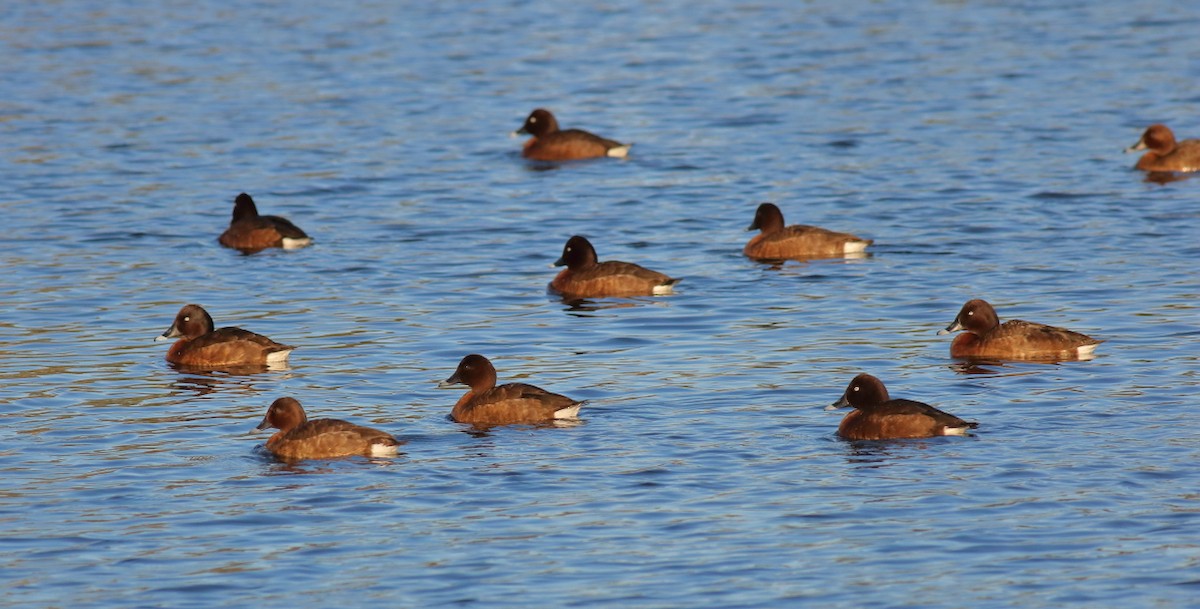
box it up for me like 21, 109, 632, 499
218, 193, 312, 253
438, 354, 584, 425
254, 397, 400, 460
743, 202, 872, 260
550, 235, 679, 298
1125, 124, 1200, 172
938, 299, 1101, 361
155, 303, 295, 368
830, 373, 978, 440
514, 108, 630, 161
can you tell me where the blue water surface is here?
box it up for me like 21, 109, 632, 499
2, 1, 1199, 608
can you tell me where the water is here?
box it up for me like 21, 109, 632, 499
2, 1, 1199, 607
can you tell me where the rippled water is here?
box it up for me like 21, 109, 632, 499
3, 1, 1199, 607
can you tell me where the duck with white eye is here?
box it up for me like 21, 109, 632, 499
512, 108, 630, 161
154, 303, 294, 369
828, 373, 978, 441
938, 298, 1101, 361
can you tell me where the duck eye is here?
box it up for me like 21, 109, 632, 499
183, 316, 190, 322
852, 386, 860, 393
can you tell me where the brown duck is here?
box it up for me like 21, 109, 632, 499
255, 397, 400, 460
1125, 124, 1200, 172
744, 202, 872, 260
156, 303, 294, 369
439, 354, 584, 425
939, 299, 1101, 361
550, 235, 679, 298
830, 373, 978, 441
514, 108, 630, 161
218, 193, 311, 253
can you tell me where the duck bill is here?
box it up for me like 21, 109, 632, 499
826, 395, 850, 411
1124, 139, 1147, 154
155, 322, 181, 342
937, 319, 964, 336
553, 255, 567, 267
437, 372, 463, 389
254, 416, 273, 432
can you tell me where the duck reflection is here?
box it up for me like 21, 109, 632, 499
1143, 171, 1194, 185
169, 368, 280, 398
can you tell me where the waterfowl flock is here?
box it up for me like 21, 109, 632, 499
153, 112, 1180, 461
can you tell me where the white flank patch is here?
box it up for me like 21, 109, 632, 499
606, 144, 631, 158
844, 240, 870, 254
942, 426, 972, 436
266, 349, 294, 364
652, 283, 675, 295
281, 237, 313, 249
369, 443, 399, 457
1076, 344, 1099, 357
554, 404, 582, 419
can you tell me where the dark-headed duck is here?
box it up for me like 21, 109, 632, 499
830, 373, 978, 441
218, 193, 312, 253
938, 299, 1101, 361
439, 354, 584, 425
1125, 124, 1200, 172
255, 397, 400, 460
514, 108, 630, 161
744, 202, 872, 260
155, 304, 295, 369
550, 235, 679, 298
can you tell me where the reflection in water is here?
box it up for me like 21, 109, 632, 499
747, 251, 871, 269
454, 418, 584, 437
948, 361, 1076, 378
558, 295, 642, 314
950, 361, 1007, 375
169, 367, 290, 398
1143, 171, 1194, 185
839, 436, 972, 468
522, 160, 563, 172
